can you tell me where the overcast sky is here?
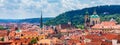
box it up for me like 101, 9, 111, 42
0, 0, 120, 19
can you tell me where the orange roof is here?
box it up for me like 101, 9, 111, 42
9, 30, 39, 39
92, 21, 117, 29
86, 42, 102, 45
37, 39, 51, 44
60, 29, 68, 33
0, 30, 8, 37
90, 30, 102, 32
103, 33, 118, 40
101, 21, 116, 26
85, 33, 118, 42
76, 43, 82, 45
92, 24, 102, 28
45, 30, 54, 34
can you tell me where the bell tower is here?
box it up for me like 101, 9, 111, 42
40, 11, 43, 28
39, 11, 43, 34
84, 11, 90, 29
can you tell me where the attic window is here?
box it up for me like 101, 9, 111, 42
21, 34, 24, 36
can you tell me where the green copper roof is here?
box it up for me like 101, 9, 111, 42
85, 11, 89, 15
16, 30, 22, 33
90, 14, 99, 18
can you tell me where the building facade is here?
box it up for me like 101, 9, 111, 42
84, 11, 90, 29
84, 10, 100, 29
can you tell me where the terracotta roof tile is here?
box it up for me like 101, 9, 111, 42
86, 42, 102, 45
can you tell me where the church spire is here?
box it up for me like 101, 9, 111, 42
85, 10, 89, 15
93, 9, 97, 15
40, 11, 43, 28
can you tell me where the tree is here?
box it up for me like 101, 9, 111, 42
76, 25, 84, 29
45, 5, 120, 26
1, 37, 4, 41
0, 25, 5, 30
30, 38, 37, 44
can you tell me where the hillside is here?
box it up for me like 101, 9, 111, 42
0, 18, 53, 23
45, 5, 120, 27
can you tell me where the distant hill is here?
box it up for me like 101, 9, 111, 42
0, 18, 53, 23
45, 5, 120, 26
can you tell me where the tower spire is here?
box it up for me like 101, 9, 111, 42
40, 11, 43, 28
93, 9, 97, 15
85, 10, 89, 15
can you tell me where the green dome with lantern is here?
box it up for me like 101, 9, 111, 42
16, 29, 22, 33
90, 10, 99, 18
15, 27, 22, 33
90, 14, 99, 18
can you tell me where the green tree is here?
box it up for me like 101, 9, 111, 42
76, 25, 84, 29
30, 38, 37, 44
1, 37, 4, 41
0, 25, 5, 30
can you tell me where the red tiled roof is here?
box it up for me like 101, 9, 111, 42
92, 21, 117, 29
85, 33, 118, 42
86, 42, 102, 45
0, 30, 8, 37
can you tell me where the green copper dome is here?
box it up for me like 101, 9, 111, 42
16, 29, 22, 33
90, 14, 99, 18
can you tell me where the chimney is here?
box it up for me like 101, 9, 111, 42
112, 39, 118, 45
68, 21, 71, 25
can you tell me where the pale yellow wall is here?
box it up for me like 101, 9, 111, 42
90, 18, 100, 25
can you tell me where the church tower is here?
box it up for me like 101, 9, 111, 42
39, 11, 43, 34
84, 11, 90, 29
90, 10, 100, 26
40, 11, 43, 28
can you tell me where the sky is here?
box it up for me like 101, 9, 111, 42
0, 0, 120, 19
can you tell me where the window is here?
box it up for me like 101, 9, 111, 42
92, 21, 95, 25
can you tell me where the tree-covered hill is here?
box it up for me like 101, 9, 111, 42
0, 18, 53, 23
45, 5, 120, 27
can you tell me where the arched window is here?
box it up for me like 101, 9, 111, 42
96, 21, 97, 24
86, 18, 90, 22
92, 21, 95, 25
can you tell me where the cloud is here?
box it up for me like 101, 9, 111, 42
0, 0, 119, 19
